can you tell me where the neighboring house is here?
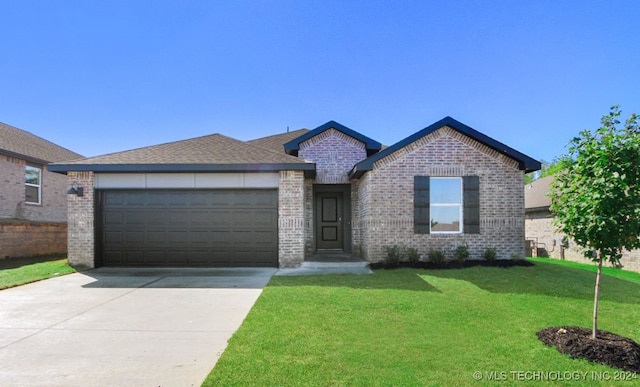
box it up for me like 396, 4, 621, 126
525, 175, 640, 273
0, 122, 83, 257
49, 116, 541, 269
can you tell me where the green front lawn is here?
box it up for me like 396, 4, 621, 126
204, 259, 640, 386
0, 257, 76, 289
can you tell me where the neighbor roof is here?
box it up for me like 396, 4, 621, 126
284, 121, 382, 157
525, 175, 553, 211
350, 116, 542, 178
247, 128, 310, 153
48, 133, 315, 175
0, 122, 83, 164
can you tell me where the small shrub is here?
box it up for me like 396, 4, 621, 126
428, 249, 446, 264
453, 244, 470, 262
483, 247, 497, 261
384, 245, 402, 268
405, 247, 420, 265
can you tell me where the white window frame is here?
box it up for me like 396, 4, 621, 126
430, 177, 463, 234
25, 165, 42, 205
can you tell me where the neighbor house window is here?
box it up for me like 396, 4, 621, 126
414, 176, 480, 235
430, 177, 462, 233
25, 165, 41, 204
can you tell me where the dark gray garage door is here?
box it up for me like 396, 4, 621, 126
98, 190, 278, 267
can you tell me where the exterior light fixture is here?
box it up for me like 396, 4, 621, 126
66, 182, 84, 197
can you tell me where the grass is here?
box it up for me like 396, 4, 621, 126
204, 259, 640, 386
0, 256, 76, 289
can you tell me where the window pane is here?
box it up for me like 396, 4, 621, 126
430, 178, 461, 203
431, 206, 461, 232
25, 166, 41, 185
26, 185, 40, 203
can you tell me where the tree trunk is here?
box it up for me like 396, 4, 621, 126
592, 252, 604, 339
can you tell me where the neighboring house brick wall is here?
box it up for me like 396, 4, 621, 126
526, 212, 640, 274
0, 221, 67, 258
66, 171, 95, 270
0, 155, 68, 222
358, 126, 525, 262
279, 170, 305, 267
299, 129, 367, 184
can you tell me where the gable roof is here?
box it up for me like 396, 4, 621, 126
284, 120, 382, 157
0, 121, 83, 164
525, 175, 553, 211
350, 116, 542, 178
48, 132, 315, 175
247, 128, 310, 153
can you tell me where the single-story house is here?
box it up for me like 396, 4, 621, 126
525, 175, 640, 273
50, 116, 541, 269
0, 121, 83, 258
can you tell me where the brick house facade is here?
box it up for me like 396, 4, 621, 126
0, 122, 83, 258
50, 117, 540, 269
525, 176, 640, 273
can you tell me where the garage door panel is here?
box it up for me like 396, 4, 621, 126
146, 231, 166, 244
190, 211, 211, 225
123, 251, 145, 265
126, 212, 145, 224
104, 231, 124, 244
125, 193, 146, 206
125, 231, 145, 245
100, 189, 278, 267
169, 211, 188, 224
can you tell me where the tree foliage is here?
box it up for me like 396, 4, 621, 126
550, 106, 640, 262
525, 156, 573, 184
549, 106, 640, 338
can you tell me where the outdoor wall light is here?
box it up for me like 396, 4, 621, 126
66, 182, 84, 197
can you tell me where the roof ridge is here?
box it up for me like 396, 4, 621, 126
247, 128, 309, 143
71, 132, 231, 162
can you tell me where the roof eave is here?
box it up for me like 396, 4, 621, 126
0, 149, 51, 165
48, 163, 317, 177
350, 116, 542, 178
284, 120, 382, 156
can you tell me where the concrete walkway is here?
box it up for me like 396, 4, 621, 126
0, 268, 275, 387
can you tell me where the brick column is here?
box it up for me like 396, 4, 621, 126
66, 171, 95, 269
278, 171, 305, 268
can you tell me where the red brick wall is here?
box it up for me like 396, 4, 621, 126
0, 220, 67, 258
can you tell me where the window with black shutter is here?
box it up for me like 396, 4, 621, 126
413, 175, 480, 234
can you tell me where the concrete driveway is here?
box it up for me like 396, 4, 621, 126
0, 267, 275, 387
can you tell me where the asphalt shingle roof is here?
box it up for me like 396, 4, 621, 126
0, 122, 83, 163
525, 175, 553, 210
48, 132, 314, 174
247, 129, 310, 153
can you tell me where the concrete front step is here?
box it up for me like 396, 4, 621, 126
275, 260, 372, 276
300, 260, 369, 269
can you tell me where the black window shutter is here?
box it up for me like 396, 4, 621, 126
463, 176, 480, 234
414, 176, 430, 234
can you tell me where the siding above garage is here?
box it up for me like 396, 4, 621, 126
95, 172, 280, 189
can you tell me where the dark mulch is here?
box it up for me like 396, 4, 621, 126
369, 259, 534, 270
537, 326, 640, 372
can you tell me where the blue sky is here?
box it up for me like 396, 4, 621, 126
1, 1, 638, 164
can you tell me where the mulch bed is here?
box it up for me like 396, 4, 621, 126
537, 326, 640, 372
369, 259, 534, 270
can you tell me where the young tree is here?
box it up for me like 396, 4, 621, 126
550, 106, 640, 339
